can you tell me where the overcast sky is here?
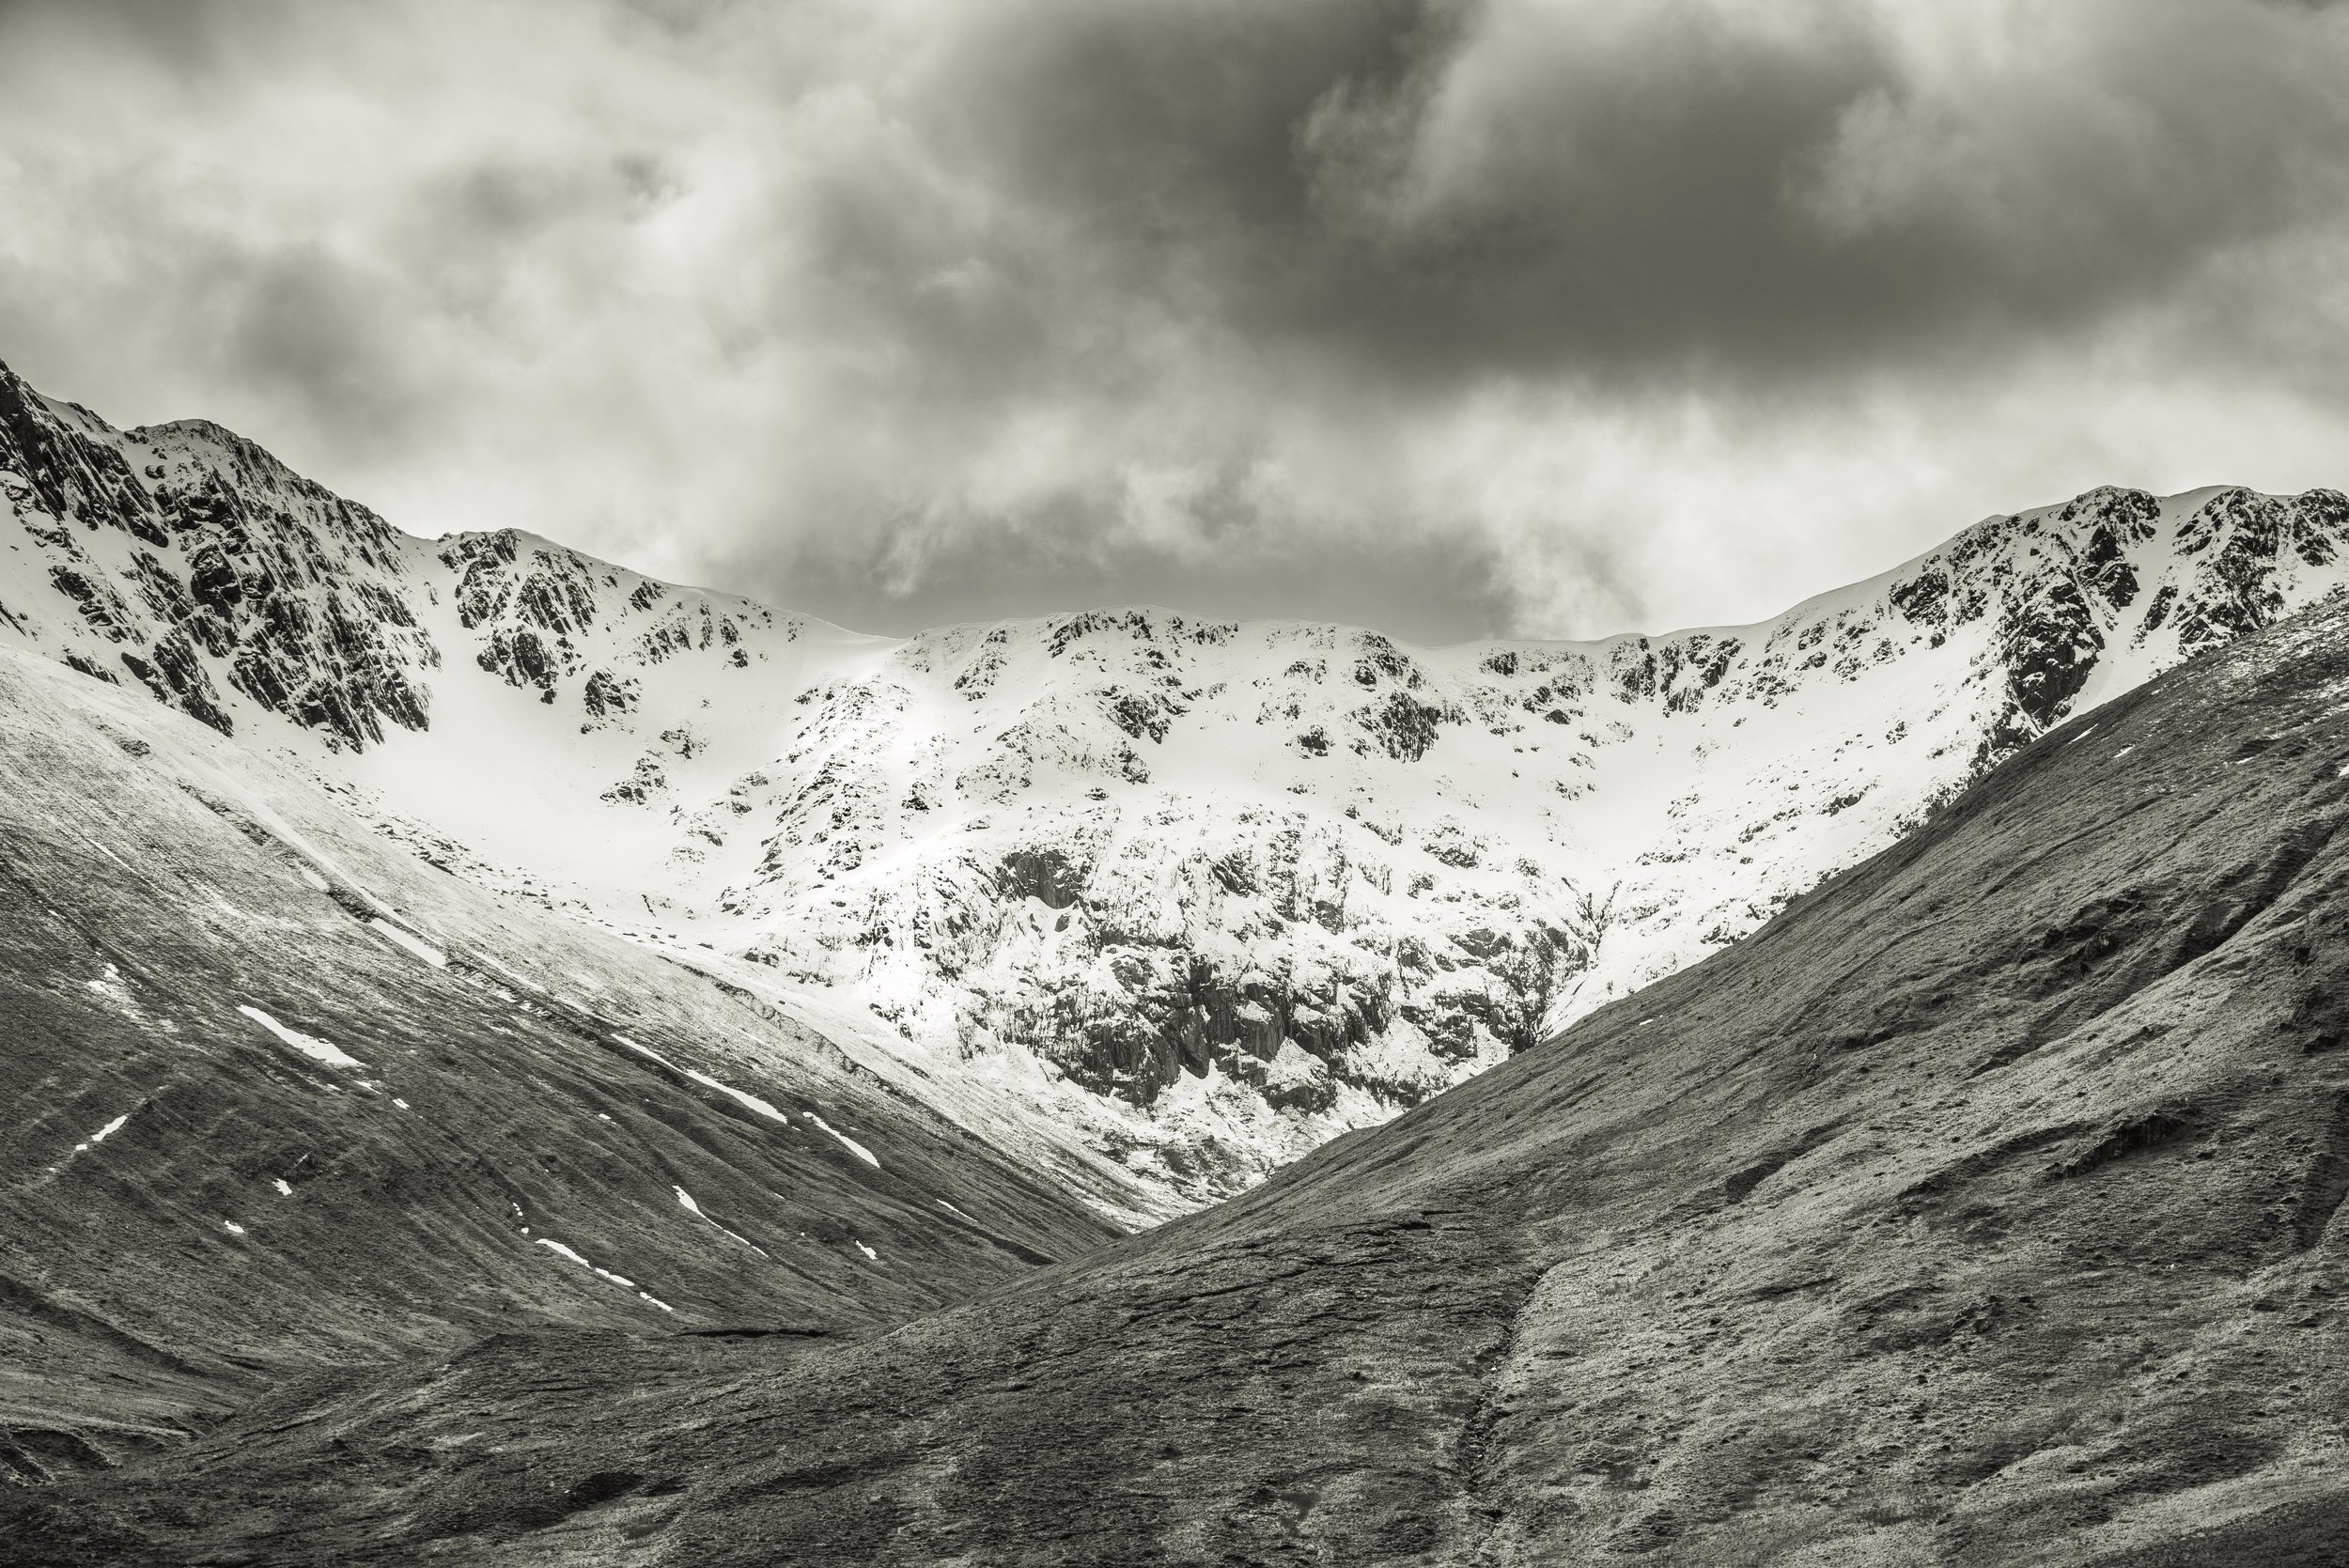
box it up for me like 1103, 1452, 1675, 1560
3, 0, 2346, 643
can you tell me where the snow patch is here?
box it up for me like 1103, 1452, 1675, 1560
367, 918, 447, 968
83, 964, 140, 1017
806, 1111, 879, 1168
272, 1178, 293, 1197
535, 1236, 640, 1290
854, 1241, 879, 1261
473, 951, 546, 991
237, 1004, 365, 1069
614, 1033, 678, 1070
222, 1220, 246, 1235
76, 1111, 132, 1153
672, 1185, 770, 1256
685, 1069, 790, 1125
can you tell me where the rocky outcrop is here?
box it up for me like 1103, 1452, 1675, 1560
0, 365, 436, 748
437, 526, 792, 723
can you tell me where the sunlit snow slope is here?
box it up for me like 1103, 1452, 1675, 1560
5, 359, 2343, 1205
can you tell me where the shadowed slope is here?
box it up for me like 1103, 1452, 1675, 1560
16, 567, 2349, 1562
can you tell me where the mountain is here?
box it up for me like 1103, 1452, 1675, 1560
18, 479, 2349, 1567
6, 359, 2348, 1211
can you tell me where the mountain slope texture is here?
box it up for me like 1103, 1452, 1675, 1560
12, 445, 2349, 1564
0, 634, 1138, 1472
6, 360, 2346, 1208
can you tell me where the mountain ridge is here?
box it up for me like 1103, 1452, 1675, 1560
6, 355, 2346, 1207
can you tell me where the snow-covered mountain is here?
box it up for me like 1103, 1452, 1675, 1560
6, 359, 2344, 1205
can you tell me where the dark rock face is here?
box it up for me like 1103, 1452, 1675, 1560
117, 630, 232, 736
994, 846, 1087, 908
443, 530, 595, 702
1356, 687, 1449, 760
582, 668, 638, 721
1863, 485, 2349, 766
0, 364, 437, 750
0, 378, 157, 539
953, 819, 1582, 1121
2171, 487, 2345, 655
435, 526, 778, 722
21, 565, 2349, 1566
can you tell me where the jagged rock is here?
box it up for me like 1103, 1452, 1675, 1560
0, 364, 436, 749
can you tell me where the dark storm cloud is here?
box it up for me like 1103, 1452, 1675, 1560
0, 0, 227, 56
709, 0, 2349, 633
862, 0, 2349, 388
216, 248, 427, 450
3, 0, 2348, 642
756, 491, 1534, 646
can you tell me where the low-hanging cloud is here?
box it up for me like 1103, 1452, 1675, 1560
2, 0, 2346, 643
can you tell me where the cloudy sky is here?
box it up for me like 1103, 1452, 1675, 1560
3, 0, 2346, 643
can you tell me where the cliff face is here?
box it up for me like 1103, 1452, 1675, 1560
6, 358, 2346, 1206
0, 378, 437, 749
